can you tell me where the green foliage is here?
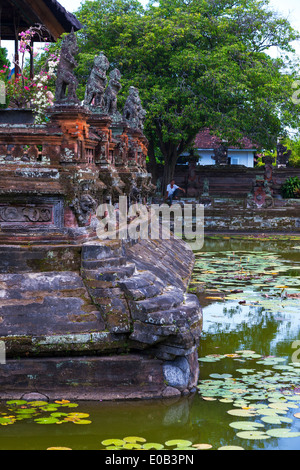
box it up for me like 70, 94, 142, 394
75, 0, 300, 184
281, 176, 300, 199
280, 136, 300, 168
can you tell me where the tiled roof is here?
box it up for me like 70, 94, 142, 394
194, 128, 258, 150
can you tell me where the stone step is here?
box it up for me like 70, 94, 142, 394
82, 241, 124, 260
81, 256, 127, 270
117, 272, 165, 301
129, 287, 184, 315
81, 263, 136, 283
134, 294, 202, 326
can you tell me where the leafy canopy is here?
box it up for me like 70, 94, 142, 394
75, 0, 300, 180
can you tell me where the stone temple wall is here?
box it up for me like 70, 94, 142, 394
0, 35, 202, 401
0, 237, 202, 401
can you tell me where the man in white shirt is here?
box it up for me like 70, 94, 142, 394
165, 179, 185, 205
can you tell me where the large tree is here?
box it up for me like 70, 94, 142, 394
76, 0, 300, 190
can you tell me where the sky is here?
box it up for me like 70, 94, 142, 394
2, 0, 300, 61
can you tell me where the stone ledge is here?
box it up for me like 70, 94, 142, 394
0, 354, 196, 401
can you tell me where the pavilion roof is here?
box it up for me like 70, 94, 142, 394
1, 0, 82, 41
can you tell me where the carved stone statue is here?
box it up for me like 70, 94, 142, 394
84, 52, 110, 110
71, 193, 97, 226
212, 145, 228, 165
55, 31, 80, 105
277, 142, 291, 167
104, 68, 122, 119
123, 86, 146, 131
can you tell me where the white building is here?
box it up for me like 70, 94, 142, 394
188, 129, 258, 168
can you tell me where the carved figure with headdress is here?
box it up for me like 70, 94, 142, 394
84, 53, 110, 109
55, 31, 80, 104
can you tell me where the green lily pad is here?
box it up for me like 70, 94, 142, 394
142, 443, 164, 450
260, 415, 293, 424
165, 439, 193, 447
6, 400, 27, 406
73, 419, 92, 425
229, 421, 265, 430
123, 436, 146, 443
123, 443, 142, 449
227, 409, 257, 417
236, 431, 270, 440
210, 373, 232, 379
34, 417, 60, 424
266, 428, 300, 438
101, 439, 125, 447
198, 357, 221, 362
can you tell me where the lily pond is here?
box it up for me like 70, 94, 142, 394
1, 235, 300, 450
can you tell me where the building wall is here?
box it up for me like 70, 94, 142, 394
196, 149, 255, 167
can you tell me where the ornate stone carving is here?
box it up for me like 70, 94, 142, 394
55, 31, 80, 105
212, 145, 228, 165
0, 205, 52, 223
84, 53, 110, 110
104, 68, 122, 120
71, 193, 97, 226
277, 142, 291, 167
123, 86, 146, 131
247, 176, 273, 209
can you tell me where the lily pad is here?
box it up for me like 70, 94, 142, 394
101, 439, 125, 447
266, 428, 300, 438
192, 443, 213, 449
142, 443, 164, 450
165, 439, 193, 447
218, 446, 244, 450
260, 415, 293, 424
34, 417, 60, 424
123, 436, 147, 444
210, 373, 232, 379
229, 421, 264, 431
227, 409, 257, 417
236, 431, 270, 440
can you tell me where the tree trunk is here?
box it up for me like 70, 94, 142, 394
147, 139, 158, 184
162, 150, 178, 198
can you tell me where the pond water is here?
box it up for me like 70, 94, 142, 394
1, 236, 300, 450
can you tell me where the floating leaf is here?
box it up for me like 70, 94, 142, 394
218, 446, 244, 450
227, 409, 257, 417
192, 443, 212, 449
142, 443, 164, 450
260, 415, 293, 424
101, 439, 125, 447
27, 401, 48, 407
236, 431, 270, 440
123, 443, 142, 449
266, 428, 300, 438
123, 436, 146, 444
6, 400, 27, 406
34, 417, 60, 424
210, 373, 232, 379
165, 439, 193, 447
229, 421, 264, 431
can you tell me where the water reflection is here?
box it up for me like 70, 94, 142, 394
0, 237, 300, 450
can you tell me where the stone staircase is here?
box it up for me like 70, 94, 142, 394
81, 239, 202, 361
